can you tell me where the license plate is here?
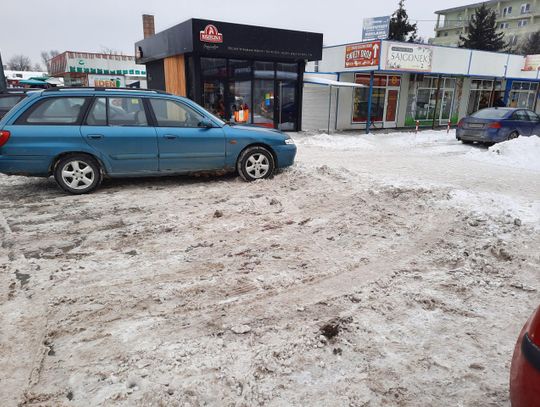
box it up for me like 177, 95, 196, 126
468, 123, 484, 129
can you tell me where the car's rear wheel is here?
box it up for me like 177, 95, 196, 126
508, 131, 519, 141
54, 154, 102, 194
237, 146, 275, 182
461, 140, 473, 144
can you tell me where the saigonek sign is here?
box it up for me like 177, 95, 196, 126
386, 44, 433, 72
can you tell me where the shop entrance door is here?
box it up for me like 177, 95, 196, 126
383, 88, 399, 128
437, 89, 454, 125
277, 80, 298, 131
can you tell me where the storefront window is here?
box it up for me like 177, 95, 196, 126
201, 57, 227, 78
352, 74, 400, 124
229, 59, 251, 79
509, 81, 538, 109
228, 80, 251, 124
254, 79, 275, 127
276, 63, 298, 80
467, 79, 502, 114
412, 76, 456, 123
202, 80, 226, 119
254, 61, 275, 79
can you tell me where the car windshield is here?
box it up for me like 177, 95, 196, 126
471, 109, 509, 119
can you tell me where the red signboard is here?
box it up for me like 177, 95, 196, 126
200, 24, 223, 43
345, 41, 380, 68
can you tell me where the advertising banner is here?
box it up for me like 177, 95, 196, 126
386, 44, 433, 72
523, 54, 540, 71
362, 16, 391, 41
345, 42, 381, 68
88, 74, 125, 88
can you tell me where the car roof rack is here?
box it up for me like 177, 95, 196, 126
42, 87, 171, 95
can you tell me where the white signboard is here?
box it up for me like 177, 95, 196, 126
88, 74, 125, 88
386, 44, 433, 72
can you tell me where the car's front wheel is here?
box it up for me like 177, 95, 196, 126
54, 154, 102, 194
237, 146, 275, 182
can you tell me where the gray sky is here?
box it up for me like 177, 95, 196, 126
1, 0, 472, 68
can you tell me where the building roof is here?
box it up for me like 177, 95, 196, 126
435, 0, 501, 14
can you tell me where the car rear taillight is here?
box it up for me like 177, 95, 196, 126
0, 130, 10, 147
488, 122, 502, 129
529, 306, 540, 347
458, 119, 465, 128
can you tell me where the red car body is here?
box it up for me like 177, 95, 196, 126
510, 305, 540, 407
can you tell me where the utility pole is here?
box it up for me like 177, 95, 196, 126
0, 51, 7, 92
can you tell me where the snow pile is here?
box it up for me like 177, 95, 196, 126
467, 136, 540, 172
296, 130, 458, 151
296, 133, 376, 150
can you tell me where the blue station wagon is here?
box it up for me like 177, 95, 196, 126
0, 88, 296, 194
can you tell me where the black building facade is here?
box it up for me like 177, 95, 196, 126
135, 18, 323, 131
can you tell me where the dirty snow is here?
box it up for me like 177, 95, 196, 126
1, 130, 539, 407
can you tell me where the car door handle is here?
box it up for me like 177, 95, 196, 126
163, 134, 178, 140
87, 134, 104, 140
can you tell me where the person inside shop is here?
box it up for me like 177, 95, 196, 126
494, 96, 506, 107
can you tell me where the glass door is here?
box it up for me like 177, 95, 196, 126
253, 79, 275, 128
384, 89, 399, 127
277, 80, 297, 131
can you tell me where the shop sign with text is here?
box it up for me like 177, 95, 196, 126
345, 42, 380, 68
523, 54, 540, 71
386, 44, 433, 72
200, 24, 223, 43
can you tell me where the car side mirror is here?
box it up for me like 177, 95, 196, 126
198, 118, 214, 128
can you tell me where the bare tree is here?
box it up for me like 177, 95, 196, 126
7, 54, 32, 71
33, 63, 44, 72
40, 50, 60, 72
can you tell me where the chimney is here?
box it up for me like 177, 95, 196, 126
142, 14, 155, 38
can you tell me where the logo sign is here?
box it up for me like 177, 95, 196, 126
386, 44, 433, 72
523, 54, 540, 71
345, 42, 380, 68
200, 24, 223, 43
88, 74, 125, 88
362, 16, 391, 41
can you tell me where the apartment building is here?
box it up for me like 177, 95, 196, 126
432, 0, 540, 48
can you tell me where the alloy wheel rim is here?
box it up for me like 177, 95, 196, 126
245, 154, 270, 179
61, 161, 94, 190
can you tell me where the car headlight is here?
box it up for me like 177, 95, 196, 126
285, 137, 295, 145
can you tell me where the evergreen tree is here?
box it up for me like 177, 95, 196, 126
459, 3, 506, 51
388, 0, 418, 42
520, 31, 540, 55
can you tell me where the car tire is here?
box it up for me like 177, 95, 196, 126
461, 140, 473, 144
237, 146, 275, 182
54, 154, 102, 194
508, 131, 519, 141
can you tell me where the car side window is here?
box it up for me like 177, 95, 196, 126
526, 111, 540, 122
0, 95, 23, 109
85, 98, 107, 126
17, 97, 88, 125
108, 97, 148, 127
512, 110, 529, 121
149, 99, 206, 128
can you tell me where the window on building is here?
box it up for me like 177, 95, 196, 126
521, 3, 531, 14
467, 80, 503, 115
500, 22, 510, 29
509, 81, 538, 109
518, 19, 528, 27
352, 74, 401, 124
503, 6, 513, 15
410, 76, 456, 125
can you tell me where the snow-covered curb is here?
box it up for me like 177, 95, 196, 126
467, 136, 540, 172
